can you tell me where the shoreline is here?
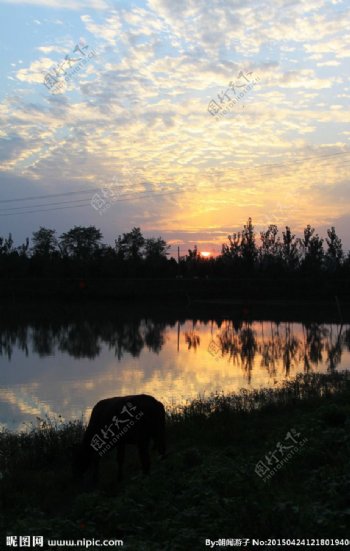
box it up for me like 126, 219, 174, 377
0, 294, 349, 323
0, 276, 349, 306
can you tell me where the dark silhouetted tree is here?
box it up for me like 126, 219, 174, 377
325, 226, 343, 271
144, 237, 170, 259
300, 225, 324, 272
281, 226, 299, 271
115, 227, 145, 260
17, 238, 29, 257
260, 224, 281, 268
187, 245, 198, 260
32, 227, 58, 257
241, 217, 257, 268
0, 233, 14, 256
59, 226, 103, 258
222, 231, 241, 261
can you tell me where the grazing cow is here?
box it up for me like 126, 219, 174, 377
73, 394, 166, 483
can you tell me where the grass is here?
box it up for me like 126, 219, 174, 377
1, 372, 350, 550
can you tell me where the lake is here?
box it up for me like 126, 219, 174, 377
0, 303, 349, 431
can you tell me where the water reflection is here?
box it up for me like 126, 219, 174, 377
0, 316, 349, 431
0, 320, 169, 360
215, 321, 347, 383
2, 319, 346, 375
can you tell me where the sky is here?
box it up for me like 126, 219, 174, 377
0, 0, 349, 257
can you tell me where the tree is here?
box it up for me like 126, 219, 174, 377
0, 233, 14, 256
222, 232, 241, 261
59, 226, 103, 258
144, 237, 170, 260
281, 226, 299, 271
187, 245, 199, 260
325, 226, 343, 271
115, 227, 145, 260
241, 217, 257, 268
32, 227, 58, 257
260, 224, 281, 266
17, 238, 29, 257
300, 225, 324, 272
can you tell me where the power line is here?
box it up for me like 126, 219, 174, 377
230, 150, 350, 172
0, 151, 349, 216
0, 188, 102, 204
0, 189, 184, 217
1, 156, 349, 215
4, 154, 348, 213
0, 187, 173, 212
0, 185, 144, 204
1, 149, 349, 206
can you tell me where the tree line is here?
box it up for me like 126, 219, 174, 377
0, 218, 349, 278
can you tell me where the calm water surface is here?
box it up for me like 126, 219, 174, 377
0, 316, 349, 430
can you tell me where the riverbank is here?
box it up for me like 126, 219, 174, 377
1, 372, 350, 550
1, 294, 350, 324
0, 276, 349, 303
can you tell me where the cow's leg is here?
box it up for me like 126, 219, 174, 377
157, 431, 166, 459
116, 444, 125, 481
137, 440, 150, 475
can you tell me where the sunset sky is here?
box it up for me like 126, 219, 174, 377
0, 0, 349, 256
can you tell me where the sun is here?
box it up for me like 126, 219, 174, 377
200, 251, 211, 258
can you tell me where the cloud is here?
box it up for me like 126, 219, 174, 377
80, 13, 122, 45
37, 45, 69, 54
316, 60, 341, 67
16, 58, 57, 84
304, 35, 350, 59
0, 0, 108, 8
278, 69, 333, 89
1, 0, 350, 250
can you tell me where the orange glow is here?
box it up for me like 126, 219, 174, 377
200, 251, 211, 258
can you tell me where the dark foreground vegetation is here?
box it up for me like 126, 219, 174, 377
1, 372, 350, 550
